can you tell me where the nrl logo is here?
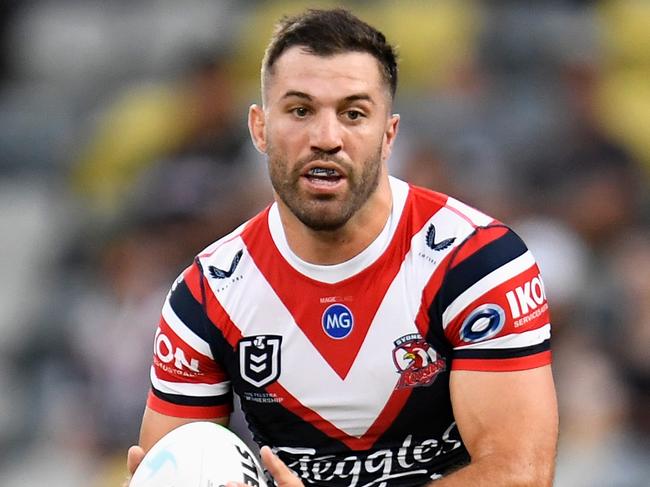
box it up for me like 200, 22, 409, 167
392, 333, 445, 389
239, 335, 282, 388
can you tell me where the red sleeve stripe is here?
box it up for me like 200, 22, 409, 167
451, 350, 552, 372
147, 391, 232, 419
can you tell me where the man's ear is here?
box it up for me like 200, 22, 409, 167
382, 113, 400, 162
248, 104, 267, 153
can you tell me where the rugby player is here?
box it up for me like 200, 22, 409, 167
126, 8, 558, 487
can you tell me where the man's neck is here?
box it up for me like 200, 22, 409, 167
276, 175, 393, 266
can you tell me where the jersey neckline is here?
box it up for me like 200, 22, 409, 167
267, 176, 409, 284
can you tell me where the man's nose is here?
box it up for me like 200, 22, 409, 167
310, 111, 342, 154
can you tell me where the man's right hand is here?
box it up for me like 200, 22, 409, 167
123, 445, 146, 487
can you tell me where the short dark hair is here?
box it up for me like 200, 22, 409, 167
262, 8, 398, 99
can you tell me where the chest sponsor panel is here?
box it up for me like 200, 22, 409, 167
276, 422, 464, 487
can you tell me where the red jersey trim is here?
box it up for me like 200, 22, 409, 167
146, 390, 232, 419
451, 350, 552, 372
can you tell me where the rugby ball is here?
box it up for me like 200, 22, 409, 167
130, 422, 267, 487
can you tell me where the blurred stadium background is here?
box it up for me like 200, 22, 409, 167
0, 0, 648, 485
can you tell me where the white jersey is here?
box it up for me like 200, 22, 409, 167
147, 177, 552, 486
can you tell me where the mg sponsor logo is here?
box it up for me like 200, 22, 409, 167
322, 303, 354, 339
506, 274, 547, 319
154, 329, 199, 372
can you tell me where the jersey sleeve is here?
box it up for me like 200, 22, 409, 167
147, 261, 233, 418
437, 225, 552, 372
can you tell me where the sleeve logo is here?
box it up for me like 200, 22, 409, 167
154, 329, 200, 373
505, 274, 546, 319
426, 224, 456, 251
459, 304, 505, 343
209, 249, 243, 279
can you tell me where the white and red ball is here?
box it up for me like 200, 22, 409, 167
130, 422, 267, 487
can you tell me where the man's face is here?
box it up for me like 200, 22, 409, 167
250, 47, 399, 231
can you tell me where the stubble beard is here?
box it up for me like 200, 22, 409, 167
267, 144, 384, 232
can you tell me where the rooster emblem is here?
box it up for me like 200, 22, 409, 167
393, 334, 446, 389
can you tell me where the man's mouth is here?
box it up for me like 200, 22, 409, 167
303, 166, 344, 185
307, 167, 340, 179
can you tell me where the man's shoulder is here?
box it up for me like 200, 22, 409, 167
403, 180, 497, 229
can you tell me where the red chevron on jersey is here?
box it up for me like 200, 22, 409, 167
239, 198, 441, 380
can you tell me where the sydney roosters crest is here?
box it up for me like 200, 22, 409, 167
393, 334, 445, 389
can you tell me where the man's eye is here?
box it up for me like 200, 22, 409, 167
292, 107, 309, 117
345, 110, 364, 121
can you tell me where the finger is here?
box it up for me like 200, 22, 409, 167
127, 445, 146, 475
260, 446, 302, 487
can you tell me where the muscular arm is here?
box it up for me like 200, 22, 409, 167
428, 365, 558, 486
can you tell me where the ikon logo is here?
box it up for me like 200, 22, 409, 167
505, 274, 546, 319
154, 330, 199, 372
